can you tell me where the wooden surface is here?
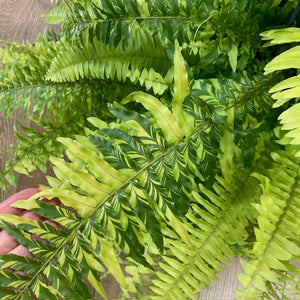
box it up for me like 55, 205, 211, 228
0, 0, 56, 200
0, 1, 251, 299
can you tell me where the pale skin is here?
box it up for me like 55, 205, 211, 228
0, 188, 60, 257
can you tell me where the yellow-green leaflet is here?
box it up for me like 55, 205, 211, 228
98, 237, 127, 289
172, 42, 194, 136
228, 42, 238, 72
166, 208, 191, 246
87, 271, 107, 299
264, 45, 300, 74
40, 188, 97, 218
0, 214, 39, 228
122, 91, 184, 144
261, 27, 300, 45
58, 137, 128, 189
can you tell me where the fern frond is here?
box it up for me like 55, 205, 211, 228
191, 72, 277, 168
43, 1, 68, 24
46, 27, 172, 95
50, 0, 282, 77
262, 27, 300, 157
0, 115, 84, 192
0, 36, 60, 118
237, 151, 300, 299
0, 104, 199, 298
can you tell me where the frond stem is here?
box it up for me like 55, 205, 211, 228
65, 15, 208, 31
225, 73, 282, 111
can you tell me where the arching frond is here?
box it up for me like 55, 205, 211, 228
46, 26, 173, 95
47, 0, 281, 76
0, 91, 203, 298
237, 151, 300, 299
262, 27, 300, 156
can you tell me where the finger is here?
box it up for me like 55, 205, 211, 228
0, 210, 45, 255
43, 219, 59, 228
0, 230, 19, 255
0, 188, 40, 216
20, 211, 45, 222
9, 244, 33, 258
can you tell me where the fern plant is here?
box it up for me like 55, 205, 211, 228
0, 0, 300, 299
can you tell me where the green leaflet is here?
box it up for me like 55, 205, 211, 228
264, 45, 300, 74
270, 75, 300, 107
219, 109, 238, 182
261, 27, 300, 46
228, 42, 238, 72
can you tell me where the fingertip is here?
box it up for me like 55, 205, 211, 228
21, 211, 45, 222
0, 188, 41, 215
9, 245, 33, 258
0, 231, 19, 255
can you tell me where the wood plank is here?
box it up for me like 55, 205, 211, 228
0, 0, 53, 43
197, 258, 242, 300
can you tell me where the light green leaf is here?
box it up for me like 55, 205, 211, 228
264, 45, 300, 74
38, 188, 97, 218
172, 42, 194, 136
261, 27, 300, 45
57, 138, 128, 189
122, 92, 184, 143
228, 43, 238, 72
99, 237, 127, 289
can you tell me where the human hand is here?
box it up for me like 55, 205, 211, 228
0, 188, 59, 257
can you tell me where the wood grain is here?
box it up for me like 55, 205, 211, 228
0, 0, 53, 43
